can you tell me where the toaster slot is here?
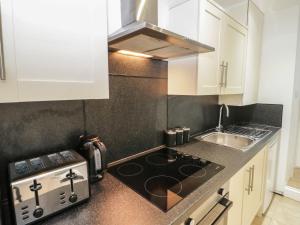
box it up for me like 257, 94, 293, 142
48, 153, 63, 166
60, 151, 75, 162
30, 158, 45, 171
15, 161, 30, 175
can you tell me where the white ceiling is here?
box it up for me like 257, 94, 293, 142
260, 0, 300, 12
214, 0, 300, 13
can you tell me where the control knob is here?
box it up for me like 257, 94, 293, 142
33, 208, 44, 218
218, 188, 224, 196
69, 194, 78, 203
185, 218, 195, 225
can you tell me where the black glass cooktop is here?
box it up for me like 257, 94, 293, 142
108, 148, 224, 211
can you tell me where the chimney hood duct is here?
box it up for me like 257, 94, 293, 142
108, 0, 215, 60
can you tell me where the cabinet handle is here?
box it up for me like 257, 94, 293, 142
224, 62, 228, 88
250, 165, 255, 192
245, 167, 251, 195
0, 2, 6, 81
219, 61, 225, 87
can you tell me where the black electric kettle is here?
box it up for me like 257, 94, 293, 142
78, 135, 107, 183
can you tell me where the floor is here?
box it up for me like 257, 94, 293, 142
252, 194, 300, 225
288, 167, 300, 189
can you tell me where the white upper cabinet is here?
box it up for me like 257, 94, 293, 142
197, 0, 223, 95
220, 16, 247, 94
166, 0, 199, 95
166, 0, 248, 96
167, 0, 199, 40
0, 0, 109, 103
212, 0, 249, 27
220, 1, 264, 105
0, 0, 19, 102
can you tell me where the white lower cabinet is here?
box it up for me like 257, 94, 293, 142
227, 167, 244, 225
0, 0, 109, 102
228, 147, 266, 225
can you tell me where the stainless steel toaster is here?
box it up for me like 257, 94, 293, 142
9, 150, 90, 225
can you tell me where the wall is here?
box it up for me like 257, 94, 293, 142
258, 4, 300, 192
294, 15, 300, 167
297, 118, 300, 166
167, 95, 219, 134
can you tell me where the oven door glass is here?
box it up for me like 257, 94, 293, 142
197, 197, 232, 225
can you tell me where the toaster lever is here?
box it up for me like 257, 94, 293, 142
29, 179, 44, 218
29, 180, 42, 206
29, 182, 42, 192
66, 169, 78, 203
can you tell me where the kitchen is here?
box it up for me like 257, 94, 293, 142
0, 0, 300, 225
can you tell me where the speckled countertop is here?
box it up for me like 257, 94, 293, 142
43, 125, 281, 225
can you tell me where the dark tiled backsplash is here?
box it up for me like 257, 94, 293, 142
167, 97, 283, 135
223, 103, 283, 127
85, 76, 167, 162
0, 54, 168, 223
167, 95, 219, 134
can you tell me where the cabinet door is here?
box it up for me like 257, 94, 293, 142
262, 139, 279, 213
197, 0, 223, 95
0, 0, 18, 102
228, 167, 244, 225
167, 0, 199, 40
167, 0, 199, 95
221, 17, 247, 95
3, 0, 109, 102
242, 149, 265, 225
243, 1, 264, 105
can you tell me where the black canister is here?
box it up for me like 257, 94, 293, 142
175, 128, 184, 145
183, 127, 191, 143
165, 129, 177, 147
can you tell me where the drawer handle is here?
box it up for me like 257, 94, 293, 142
245, 167, 251, 195
250, 165, 255, 192
224, 62, 228, 88
219, 61, 225, 87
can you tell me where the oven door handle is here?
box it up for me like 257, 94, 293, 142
197, 197, 233, 225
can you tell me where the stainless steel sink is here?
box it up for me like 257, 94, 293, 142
196, 132, 256, 151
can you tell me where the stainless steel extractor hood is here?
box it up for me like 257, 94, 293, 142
108, 0, 215, 60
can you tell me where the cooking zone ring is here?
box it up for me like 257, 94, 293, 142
116, 162, 144, 177
178, 164, 207, 178
144, 175, 182, 198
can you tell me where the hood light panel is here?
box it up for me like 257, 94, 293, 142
117, 50, 153, 58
